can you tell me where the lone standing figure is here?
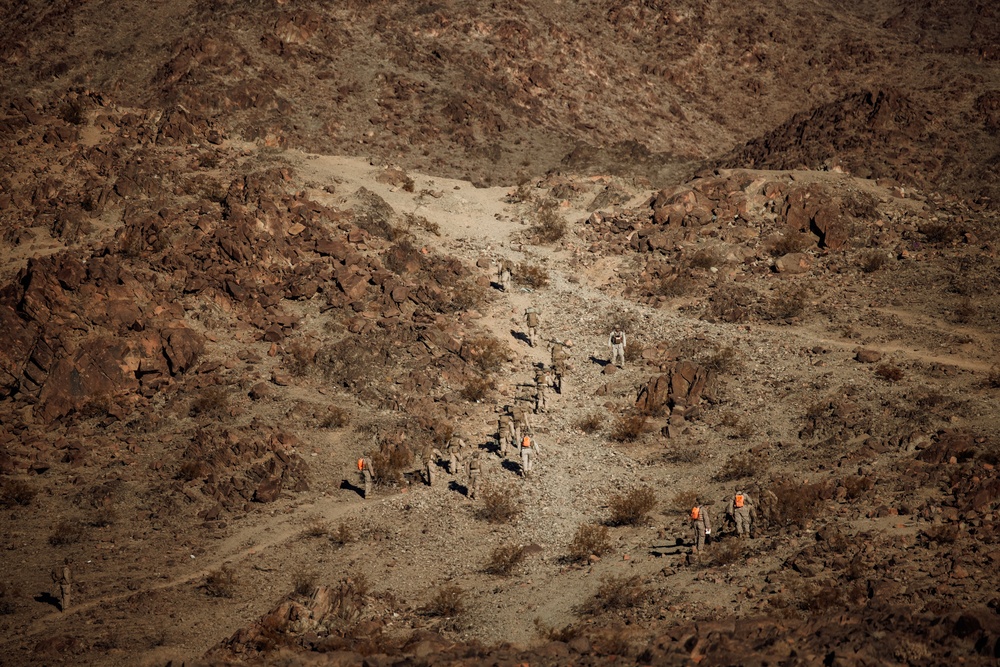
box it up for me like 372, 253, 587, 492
609, 328, 626, 367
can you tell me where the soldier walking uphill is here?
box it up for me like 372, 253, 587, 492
690, 501, 712, 555
609, 328, 627, 367
519, 434, 540, 478
534, 367, 551, 414
52, 558, 72, 612
498, 260, 513, 293
357, 456, 375, 499
466, 451, 483, 500
725, 489, 755, 538
524, 307, 540, 348
550, 341, 570, 394
447, 433, 469, 475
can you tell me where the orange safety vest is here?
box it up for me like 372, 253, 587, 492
357, 458, 365, 471
521, 436, 532, 448
691, 506, 700, 520
735, 494, 744, 508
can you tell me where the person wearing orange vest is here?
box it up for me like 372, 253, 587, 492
519, 434, 539, 478
726, 490, 754, 537
690, 500, 711, 554
358, 455, 374, 499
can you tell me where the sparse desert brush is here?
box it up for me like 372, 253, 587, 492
688, 248, 720, 270
707, 285, 752, 323
203, 563, 238, 598
711, 539, 744, 566
577, 574, 649, 616
305, 517, 330, 538
919, 221, 957, 244
89, 507, 117, 528
860, 250, 888, 273
331, 521, 356, 546
761, 477, 828, 530
623, 336, 644, 363
370, 439, 414, 486
384, 238, 424, 275
484, 544, 527, 576
49, 519, 84, 546
567, 523, 612, 563
839, 475, 874, 500
403, 212, 440, 235
875, 363, 904, 382
516, 262, 550, 288
610, 414, 646, 442
768, 286, 807, 321
293, 571, 318, 596
476, 484, 521, 524
715, 450, 769, 482
577, 413, 604, 434
0, 478, 36, 508
986, 365, 1000, 389
462, 335, 510, 375
607, 486, 657, 526
767, 232, 811, 257
284, 341, 316, 377
320, 405, 350, 429
953, 296, 977, 324
190, 386, 231, 418
421, 585, 465, 617
670, 490, 700, 511
702, 346, 743, 375
531, 203, 567, 243
460, 374, 494, 402
655, 273, 697, 299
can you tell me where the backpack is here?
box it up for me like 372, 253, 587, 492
611, 332, 623, 345
527, 311, 539, 327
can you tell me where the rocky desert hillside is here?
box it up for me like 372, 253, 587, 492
0, 1, 999, 665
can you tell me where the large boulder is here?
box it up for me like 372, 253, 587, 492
635, 360, 712, 415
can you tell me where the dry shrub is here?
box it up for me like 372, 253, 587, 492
578, 575, 649, 616
670, 490, 700, 512
0, 479, 35, 508
567, 523, 612, 563
384, 238, 423, 274
611, 414, 646, 442
656, 274, 698, 299
49, 519, 84, 546
485, 544, 527, 576
840, 475, 874, 500
702, 346, 742, 374
516, 263, 550, 288
688, 248, 720, 270
403, 213, 440, 235
953, 296, 977, 324
293, 571, 318, 596
661, 444, 700, 464
320, 405, 350, 429
460, 374, 495, 403
860, 250, 888, 273
623, 336, 644, 363
607, 486, 657, 526
707, 285, 753, 323
477, 484, 521, 524
875, 364, 904, 382
284, 341, 316, 377
577, 413, 604, 434
331, 521, 356, 546
421, 585, 465, 617
768, 232, 811, 257
89, 507, 117, 528
190, 386, 230, 418
531, 204, 567, 243
324, 576, 369, 633
986, 365, 1000, 389
370, 439, 414, 486
711, 540, 745, 566
463, 335, 510, 375
919, 221, 957, 244
203, 564, 238, 598
767, 286, 807, 321
305, 518, 330, 538
763, 477, 828, 530
715, 450, 769, 482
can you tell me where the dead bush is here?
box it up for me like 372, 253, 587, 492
767, 287, 807, 321
331, 521, 356, 546
89, 507, 117, 528
460, 374, 495, 403
610, 414, 646, 442
516, 263, 550, 288
485, 544, 527, 576
715, 450, 769, 482
860, 250, 888, 273
324, 576, 369, 632
762, 477, 828, 530
578, 575, 649, 616
688, 248, 720, 270
403, 213, 440, 235
623, 336, 644, 364
305, 518, 330, 538
320, 405, 350, 429
707, 285, 753, 323
293, 571, 318, 596
421, 585, 465, 617
702, 346, 743, 375
203, 563, 238, 598
531, 204, 567, 243
0, 478, 36, 508
567, 523, 612, 563
476, 484, 521, 524
370, 438, 414, 486
711, 540, 745, 566
655, 274, 698, 299
768, 232, 811, 257
284, 341, 316, 377
190, 386, 231, 418
920, 221, 957, 244
384, 238, 423, 274
661, 445, 700, 464
49, 519, 84, 546
462, 335, 510, 375
670, 490, 700, 512
607, 486, 657, 526
875, 364, 904, 383
953, 296, 977, 324
839, 475, 874, 500
577, 413, 604, 434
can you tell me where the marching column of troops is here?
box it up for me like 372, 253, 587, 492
356, 258, 761, 556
